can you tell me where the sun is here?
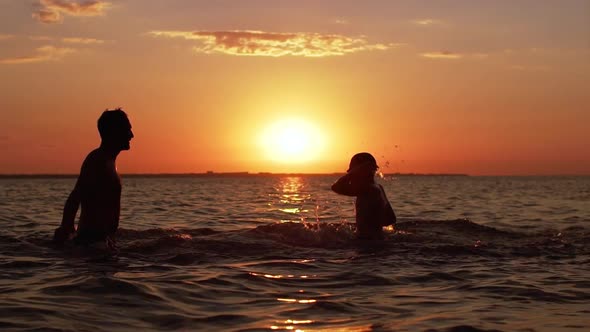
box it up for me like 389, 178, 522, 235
259, 118, 325, 163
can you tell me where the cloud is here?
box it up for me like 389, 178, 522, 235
32, 0, 111, 24
62, 37, 105, 44
0, 34, 15, 41
333, 18, 350, 25
29, 35, 54, 41
470, 53, 490, 59
421, 51, 463, 59
509, 65, 551, 72
412, 19, 443, 26
420, 51, 491, 60
149, 30, 395, 57
29, 35, 105, 44
33, 8, 61, 23
0, 45, 75, 65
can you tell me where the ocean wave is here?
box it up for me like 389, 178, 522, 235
7, 219, 587, 263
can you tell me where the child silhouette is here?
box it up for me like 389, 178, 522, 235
331, 152, 396, 240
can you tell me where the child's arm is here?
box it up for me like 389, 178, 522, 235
379, 185, 396, 226
331, 174, 357, 196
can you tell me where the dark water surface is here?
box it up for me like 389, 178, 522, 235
1, 176, 589, 331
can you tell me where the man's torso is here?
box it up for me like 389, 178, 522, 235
76, 149, 121, 242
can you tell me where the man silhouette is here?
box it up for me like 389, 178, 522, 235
53, 109, 134, 247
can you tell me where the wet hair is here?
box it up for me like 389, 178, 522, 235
97, 108, 129, 140
348, 152, 378, 172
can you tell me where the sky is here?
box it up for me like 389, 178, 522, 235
0, 0, 589, 175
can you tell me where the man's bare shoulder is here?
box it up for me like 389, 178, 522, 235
79, 149, 109, 179
83, 148, 105, 163
81, 148, 108, 168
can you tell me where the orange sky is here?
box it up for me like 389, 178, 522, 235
0, 0, 589, 175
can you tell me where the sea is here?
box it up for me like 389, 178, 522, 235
1, 175, 589, 332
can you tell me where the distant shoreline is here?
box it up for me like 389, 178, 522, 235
0, 172, 470, 179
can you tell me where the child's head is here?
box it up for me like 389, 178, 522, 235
347, 152, 378, 178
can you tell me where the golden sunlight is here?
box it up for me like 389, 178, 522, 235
259, 119, 325, 164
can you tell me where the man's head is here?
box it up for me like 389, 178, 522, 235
347, 152, 378, 177
97, 108, 133, 151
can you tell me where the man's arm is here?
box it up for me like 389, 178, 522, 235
53, 159, 92, 243
53, 180, 81, 243
61, 184, 81, 232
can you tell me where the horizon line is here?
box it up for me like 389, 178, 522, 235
0, 171, 468, 177
0, 172, 588, 178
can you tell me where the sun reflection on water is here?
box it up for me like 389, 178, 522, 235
280, 207, 301, 214
276, 177, 311, 205
270, 319, 314, 331
270, 176, 321, 224
280, 176, 304, 193
269, 319, 371, 332
249, 272, 316, 280
277, 298, 317, 303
